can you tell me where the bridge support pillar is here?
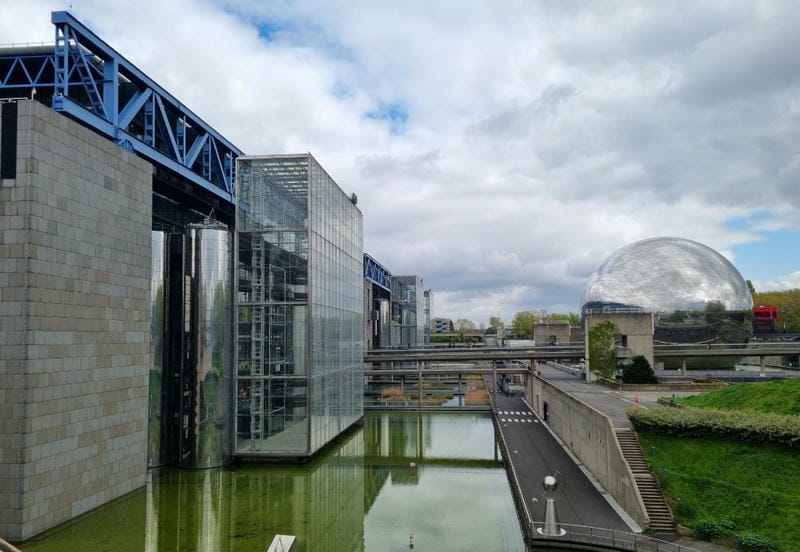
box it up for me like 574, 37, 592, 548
418, 361, 423, 406
492, 360, 497, 396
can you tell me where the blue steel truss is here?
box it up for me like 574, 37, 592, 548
364, 253, 391, 291
0, 11, 242, 204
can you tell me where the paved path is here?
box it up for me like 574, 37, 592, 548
491, 391, 633, 532
501, 365, 731, 551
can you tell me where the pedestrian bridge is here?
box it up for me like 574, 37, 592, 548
365, 342, 800, 370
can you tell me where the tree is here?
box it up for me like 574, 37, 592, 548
510, 310, 537, 338
550, 313, 580, 326
488, 316, 505, 333
588, 321, 619, 379
753, 288, 800, 333
533, 309, 550, 323
623, 355, 658, 384
454, 318, 476, 331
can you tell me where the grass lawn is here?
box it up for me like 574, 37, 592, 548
638, 433, 800, 547
635, 378, 800, 549
676, 377, 800, 416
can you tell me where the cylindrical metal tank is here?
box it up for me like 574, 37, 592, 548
183, 223, 233, 468
148, 230, 168, 467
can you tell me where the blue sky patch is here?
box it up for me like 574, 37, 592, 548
732, 229, 800, 286
366, 101, 409, 134
725, 210, 773, 231
256, 21, 284, 41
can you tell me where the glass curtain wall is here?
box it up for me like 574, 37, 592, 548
235, 154, 363, 457
390, 276, 425, 348
308, 157, 364, 454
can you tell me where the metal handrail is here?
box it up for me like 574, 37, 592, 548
530, 523, 702, 551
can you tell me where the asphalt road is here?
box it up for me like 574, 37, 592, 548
492, 391, 633, 532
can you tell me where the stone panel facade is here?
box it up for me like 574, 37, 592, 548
0, 100, 152, 540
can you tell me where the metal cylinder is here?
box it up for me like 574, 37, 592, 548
183, 223, 232, 468
148, 230, 168, 467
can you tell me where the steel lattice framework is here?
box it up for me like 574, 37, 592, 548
364, 253, 391, 291
0, 11, 242, 204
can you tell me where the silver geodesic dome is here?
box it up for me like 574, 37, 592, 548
582, 237, 753, 344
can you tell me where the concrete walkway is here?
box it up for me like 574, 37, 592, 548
492, 392, 633, 532
517, 365, 732, 551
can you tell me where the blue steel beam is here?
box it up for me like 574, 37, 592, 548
0, 51, 57, 88
364, 254, 392, 291
0, 11, 243, 204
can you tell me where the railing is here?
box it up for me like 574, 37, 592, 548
529, 523, 702, 551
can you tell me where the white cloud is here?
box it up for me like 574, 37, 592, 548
756, 272, 800, 292
3, 0, 799, 323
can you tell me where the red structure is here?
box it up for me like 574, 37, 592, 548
754, 305, 778, 333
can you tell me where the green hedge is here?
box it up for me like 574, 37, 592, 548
739, 534, 779, 552
627, 406, 800, 448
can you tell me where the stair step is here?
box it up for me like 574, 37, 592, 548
617, 430, 676, 534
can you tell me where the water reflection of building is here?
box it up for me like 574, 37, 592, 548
145, 426, 366, 552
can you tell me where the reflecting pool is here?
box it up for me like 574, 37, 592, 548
20, 412, 526, 552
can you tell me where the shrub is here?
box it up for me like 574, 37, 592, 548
627, 406, 800, 448
623, 355, 658, 384
694, 519, 735, 540
739, 534, 778, 552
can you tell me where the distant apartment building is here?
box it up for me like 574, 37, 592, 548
431, 318, 455, 333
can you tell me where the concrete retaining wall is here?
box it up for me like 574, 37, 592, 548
0, 100, 152, 540
527, 374, 649, 528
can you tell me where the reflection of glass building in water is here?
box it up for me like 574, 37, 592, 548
235, 154, 364, 457
582, 237, 754, 344
144, 427, 366, 552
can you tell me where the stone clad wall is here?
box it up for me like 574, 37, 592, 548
0, 100, 152, 540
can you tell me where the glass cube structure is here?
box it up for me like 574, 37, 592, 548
235, 154, 364, 456
390, 275, 426, 348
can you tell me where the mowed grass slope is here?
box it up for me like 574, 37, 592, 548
676, 377, 800, 415
637, 378, 800, 549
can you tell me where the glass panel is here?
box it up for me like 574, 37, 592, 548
235, 155, 363, 457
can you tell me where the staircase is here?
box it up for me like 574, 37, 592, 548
616, 429, 676, 533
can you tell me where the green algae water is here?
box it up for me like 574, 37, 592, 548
20, 412, 526, 552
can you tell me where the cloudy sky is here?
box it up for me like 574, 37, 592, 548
4, 0, 799, 324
